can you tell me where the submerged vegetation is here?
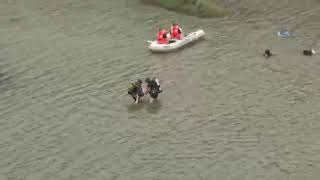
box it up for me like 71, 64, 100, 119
141, 0, 229, 18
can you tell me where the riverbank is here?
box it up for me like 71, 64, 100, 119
141, 0, 229, 18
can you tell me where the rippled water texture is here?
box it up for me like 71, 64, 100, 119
0, 0, 320, 179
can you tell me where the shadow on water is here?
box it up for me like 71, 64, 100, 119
145, 99, 162, 114
126, 98, 162, 113
126, 99, 146, 112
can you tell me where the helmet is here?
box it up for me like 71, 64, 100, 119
145, 78, 151, 83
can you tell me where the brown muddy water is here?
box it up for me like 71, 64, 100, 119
0, 0, 320, 179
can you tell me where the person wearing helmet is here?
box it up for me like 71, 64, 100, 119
127, 79, 144, 103
170, 22, 183, 40
145, 77, 162, 101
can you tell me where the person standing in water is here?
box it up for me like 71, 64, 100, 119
127, 79, 144, 103
145, 77, 162, 102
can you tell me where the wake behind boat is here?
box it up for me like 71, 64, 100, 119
148, 29, 205, 53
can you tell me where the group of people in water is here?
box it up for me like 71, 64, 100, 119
127, 78, 162, 104
157, 22, 184, 44
263, 48, 316, 58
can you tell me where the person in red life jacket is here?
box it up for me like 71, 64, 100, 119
170, 23, 183, 40
157, 28, 169, 44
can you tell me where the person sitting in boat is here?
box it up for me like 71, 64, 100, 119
157, 28, 169, 44
127, 79, 144, 103
170, 23, 183, 40
145, 77, 162, 101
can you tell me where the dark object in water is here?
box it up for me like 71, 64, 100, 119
145, 78, 162, 100
263, 49, 272, 58
303, 49, 316, 56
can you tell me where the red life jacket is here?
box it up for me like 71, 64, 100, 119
170, 25, 182, 39
157, 29, 169, 44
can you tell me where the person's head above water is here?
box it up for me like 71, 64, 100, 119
137, 79, 142, 84
264, 49, 272, 58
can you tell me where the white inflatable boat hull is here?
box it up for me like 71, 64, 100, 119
148, 29, 205, 53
